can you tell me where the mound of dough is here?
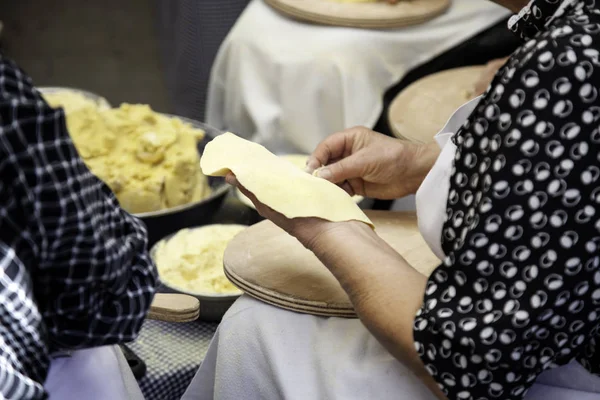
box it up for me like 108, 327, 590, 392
201, 132, 373, 227
154, 225, 246, 294
46, 93, 211, 214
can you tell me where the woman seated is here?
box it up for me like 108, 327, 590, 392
184, 0, 600, 398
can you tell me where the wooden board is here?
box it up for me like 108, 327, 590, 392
148, 293, 200, 323
388, 66, 484, 143
264, 0, 451, 29
224, 210, 440, 317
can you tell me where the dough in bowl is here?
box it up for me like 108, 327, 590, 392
153, 225, 246, 294
43, 93, 211, 214
201, 132, 372, 226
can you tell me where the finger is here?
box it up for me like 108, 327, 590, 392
236, 183, 283, 223
226, 173, 264, 210
313, 152, 366, 184
225, 172, 238, 186
340, 180, 355, 196
236, 182, 258, 204
306, 131, 353, 173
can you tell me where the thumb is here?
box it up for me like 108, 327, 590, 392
314, 153, 365, 184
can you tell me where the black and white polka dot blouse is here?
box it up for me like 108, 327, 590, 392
413, 0, 600, 399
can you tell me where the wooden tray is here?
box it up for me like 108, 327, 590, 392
388, 66, 484, 142
223, 210, 439, 317
264, 0, 451, 29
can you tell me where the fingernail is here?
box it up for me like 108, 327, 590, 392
305, 158, 320, 172
316, 168, 332, 180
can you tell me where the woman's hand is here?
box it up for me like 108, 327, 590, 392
226, 173, 347, 246
305, 126, 439, 200
225, 171, 446, 400
473, 56, 509, 95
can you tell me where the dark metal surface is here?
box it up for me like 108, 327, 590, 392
141, 180, 230, 248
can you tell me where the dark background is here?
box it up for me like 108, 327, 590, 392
0, 0, 171, 112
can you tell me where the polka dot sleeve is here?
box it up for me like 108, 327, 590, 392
413, 6, 600, 400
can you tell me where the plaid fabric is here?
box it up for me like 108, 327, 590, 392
0, 53, 158, 399
129, 320, 218, 400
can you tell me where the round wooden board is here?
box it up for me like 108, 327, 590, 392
223, 210, 440, 318
263, 0, 451, 29
387, 66, 484, 143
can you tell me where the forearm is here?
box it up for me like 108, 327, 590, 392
298, 221, 446, 399
402, 141, 440, 195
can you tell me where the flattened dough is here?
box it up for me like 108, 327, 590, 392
201, 133, 373, 226
235, 153, 364, 209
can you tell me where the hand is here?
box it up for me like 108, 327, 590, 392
473, 57, 509, 95
225, 173, 349, 246
227, 173, 443, 399
305, 126, 439, 200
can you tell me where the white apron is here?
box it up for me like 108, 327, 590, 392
182, 100, 600, 400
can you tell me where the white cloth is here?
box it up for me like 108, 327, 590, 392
206, 0, 510, 154
416, 95, 482, 259
182, 100, 600, 399
45, 346, 143, 400
182, 295, 600, 400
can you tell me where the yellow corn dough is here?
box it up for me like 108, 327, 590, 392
201, 132, 373, 227
153, 225, 246, 294
44, 92, 211, 214
43, 90, 108, 115
236, 154, 364, 208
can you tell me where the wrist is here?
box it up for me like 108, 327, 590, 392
401, 141, 439, 194
291, 219, 371, 251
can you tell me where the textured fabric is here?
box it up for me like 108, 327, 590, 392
508, 0, 579, 40
155, 0, 250, 121
205, 0, 511, 154
182, 296, 600, 400
416, 96, 483, 260
129, 319, 218, 400
0, 53, 158, 399
44, 346, 144, 400
412, 0, 600, 399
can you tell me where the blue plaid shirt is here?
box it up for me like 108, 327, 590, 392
0, 54, 158, 399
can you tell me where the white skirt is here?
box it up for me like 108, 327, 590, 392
183, 295, 600, 400
45, 345, 143, 400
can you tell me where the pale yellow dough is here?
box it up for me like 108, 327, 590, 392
44, 91, 211, 214
201, 132, 373, 227
154, 225, 245, 294
236, 154, 364, 209
42, 90, 110, 114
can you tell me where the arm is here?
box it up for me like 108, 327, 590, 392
404, 140, 440, 195
302, 31, 600, 399
294, 220, 447, 399
231, 17, 600, 400
0, 55, 158, 350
